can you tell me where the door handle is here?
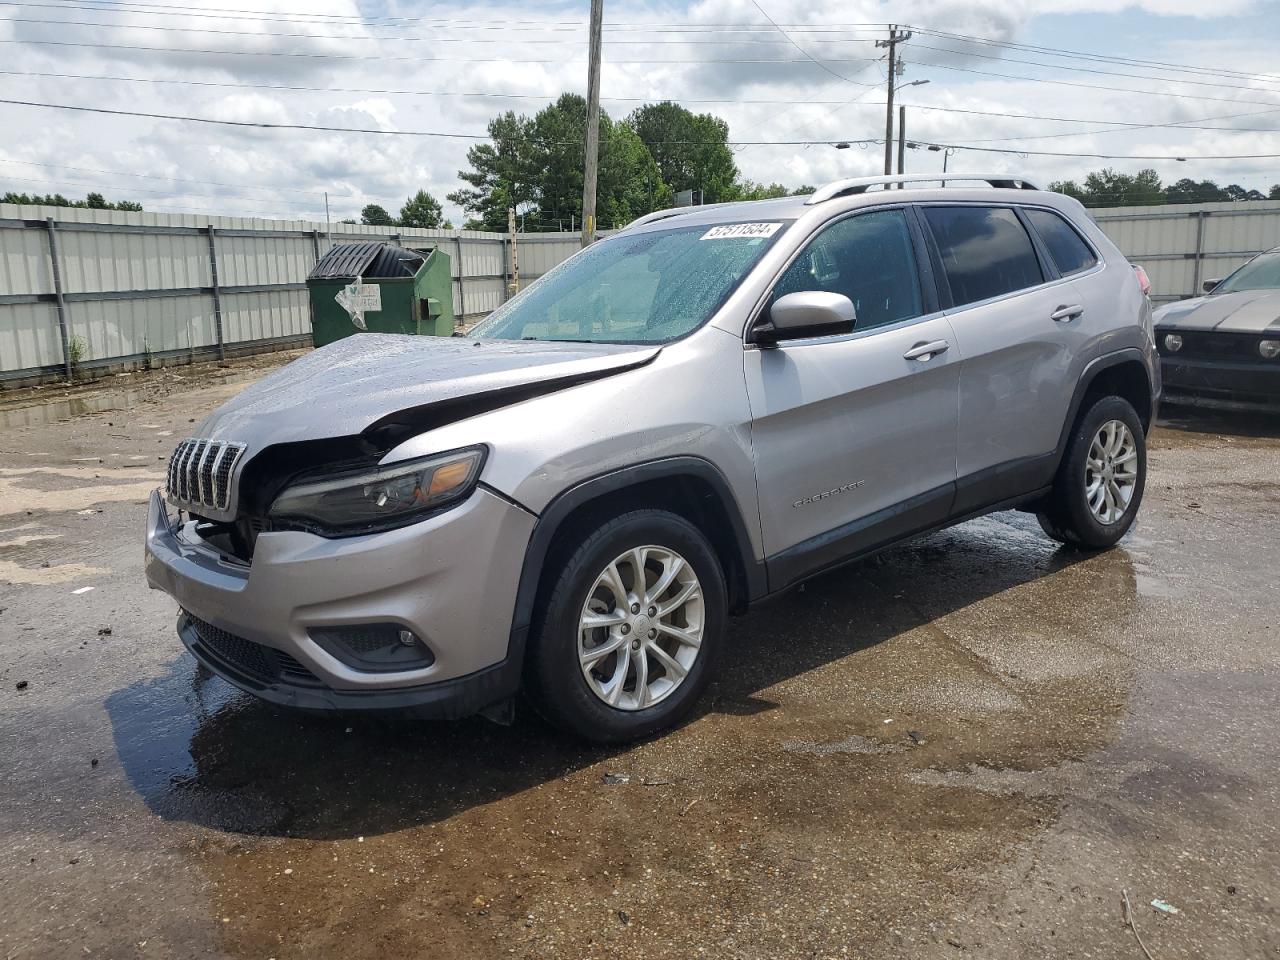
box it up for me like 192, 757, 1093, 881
1050, 304, 1084, 322
904, 339, 950, 361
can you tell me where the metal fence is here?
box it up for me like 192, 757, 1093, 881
3, 198, 1280, 384
0, 203, 584, 383
1090, 199, 1280, 304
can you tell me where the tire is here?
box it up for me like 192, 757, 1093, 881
1038, 395, 1147, 549
524, 509, 727, 744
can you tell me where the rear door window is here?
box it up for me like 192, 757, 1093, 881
923, 206, 1044, 307
773, 208, 924, 330
1024, 208, 1098, 276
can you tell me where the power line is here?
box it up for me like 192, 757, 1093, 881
0, 68, 886, 104
9, 66, 1280, 135
0, 36, 884, 65
913, 59, 1280, 109
905, 25, 1280, 85
6, 96, 1280, 159
747, 0, 876, 85
0, 172, 326, 206
0, 157, 360, 198
907, 40, 1280, 95
909, 138, 1280, 161
0, 14, 888, 45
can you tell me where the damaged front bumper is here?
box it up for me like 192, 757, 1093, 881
143, 487, 536, 715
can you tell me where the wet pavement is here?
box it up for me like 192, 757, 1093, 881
1, 361, 1278, 959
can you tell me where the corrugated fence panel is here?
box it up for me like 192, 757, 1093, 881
1092, 200, 1280, 302
0, 302, 62, 370
0, 222, 52, 295
222, 287, 310, 343
6, 200, 1280, 380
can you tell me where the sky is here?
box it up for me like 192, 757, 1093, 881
2, 0, 1279, 226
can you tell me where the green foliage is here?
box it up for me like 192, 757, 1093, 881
450, 94, 671, 232
67, 334, 88, 371
360, 203, 396, 226
399, 190, 444, 228
2, 190, 142, 211
1271, 184, 1280, 200
627, 102, 739, 204
1051, 169, 1271, 208
726, 181, 791, 202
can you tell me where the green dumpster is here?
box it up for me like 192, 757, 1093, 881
306, 241, 455, 347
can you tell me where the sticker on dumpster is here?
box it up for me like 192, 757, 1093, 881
700, 222, 783, 241
334, 277, 382, 331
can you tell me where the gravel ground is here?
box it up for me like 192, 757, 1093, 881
1, 358, 1277, 959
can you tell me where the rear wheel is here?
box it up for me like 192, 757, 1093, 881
1037, 396, 1146, 549
525, 509, 726, 743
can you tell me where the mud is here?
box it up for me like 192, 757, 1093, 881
1, 359, 1277, 959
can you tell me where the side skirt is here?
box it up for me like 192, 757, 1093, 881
763, 468, 1055, 596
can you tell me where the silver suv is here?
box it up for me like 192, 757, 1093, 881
145, 174, 1160, 742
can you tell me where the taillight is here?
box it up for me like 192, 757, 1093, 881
1132, 264, 1152, 296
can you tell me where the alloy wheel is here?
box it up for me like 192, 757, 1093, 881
1085, 419, 1138, 525
577, 545, 704, 711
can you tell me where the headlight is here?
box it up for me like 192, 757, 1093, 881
1163, 333, 1183, 353
268, 446, 485, 534
1261, 339, 1280, 360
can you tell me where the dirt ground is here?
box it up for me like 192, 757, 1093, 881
1, 357, 1278, 959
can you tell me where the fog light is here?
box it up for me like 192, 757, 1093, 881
1260, 339, 1280, 360
1163, 333, 1183, 353
310, 624, 434, 672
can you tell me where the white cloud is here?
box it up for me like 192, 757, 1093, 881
1, 0, 1275, 226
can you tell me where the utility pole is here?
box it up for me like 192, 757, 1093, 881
876, 25, 911, 176
324, 191, 331, 246
897, 105, 906, 184
580, 0, 604, 248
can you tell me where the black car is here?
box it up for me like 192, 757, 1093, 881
1153, 246, 1280, 407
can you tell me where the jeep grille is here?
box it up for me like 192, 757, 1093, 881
166, 438, 245, 513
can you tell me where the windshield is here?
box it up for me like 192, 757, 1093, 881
471, 221, 791, 343
1214, 250, 1280, 295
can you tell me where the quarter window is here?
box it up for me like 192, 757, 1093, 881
924, 206, 1044, 307
773, 209, 924, 331
1024, 208, 1098, 276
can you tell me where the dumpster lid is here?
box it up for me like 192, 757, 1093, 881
308, 241, 429, 280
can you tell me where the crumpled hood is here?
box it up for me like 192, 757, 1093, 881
1153, 289, 1280, 334
195, 334, 659, 454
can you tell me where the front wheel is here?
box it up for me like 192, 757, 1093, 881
1038, 395, 1147, 549
524, 509, 726, 743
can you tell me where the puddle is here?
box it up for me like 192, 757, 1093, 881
0, 369, 266, 430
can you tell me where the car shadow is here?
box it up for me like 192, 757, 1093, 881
1157, 399, 1280, 439
104, 511, 1115, 841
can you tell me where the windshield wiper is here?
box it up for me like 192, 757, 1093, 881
522, 336, 596, 343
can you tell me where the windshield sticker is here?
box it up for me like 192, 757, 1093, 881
700, 222, 783, 241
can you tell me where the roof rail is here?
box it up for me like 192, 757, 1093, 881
805, 173, 1040, 205
624, 196, 778, 231
625, 207, 696, 230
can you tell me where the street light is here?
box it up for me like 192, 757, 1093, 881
928, 143, 957, 174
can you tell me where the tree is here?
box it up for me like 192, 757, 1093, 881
1271, 184, 1280, 200
447, 110, 540, 231
1223, 183, 1265, 202
399, 189, 444, 228
1, 190, 142, 210
1164, 178, 1227, 204
360, 203, 396, 226
1048, 179, 1088, 203
728, 180, 791, 201
627, 102, 739, 204
450, 94, 669, 232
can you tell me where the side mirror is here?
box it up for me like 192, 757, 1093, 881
753, 291, 856, 346
1203, 278, 1221, 294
